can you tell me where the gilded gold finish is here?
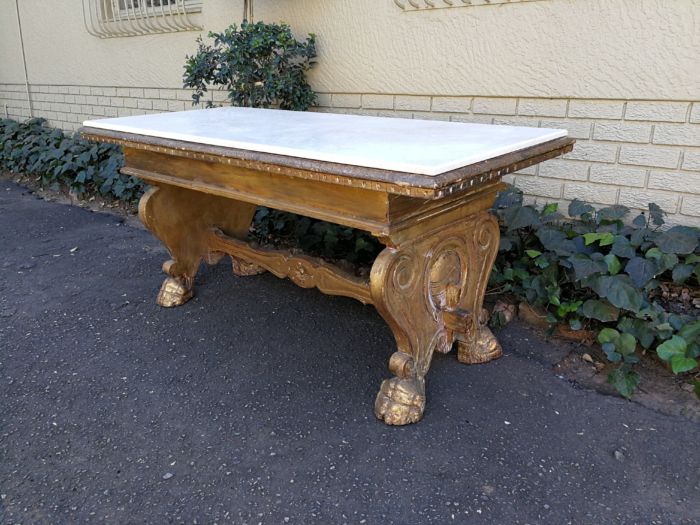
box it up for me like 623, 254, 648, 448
82, 126, 574, 426
231, 256, 267, 277
157, 274, 194, 307
457, 325, 503, 364
138, 184, 257, 306
375, 375, 426, 426
81, 128, 574, 200
209, 230, 372, 305
370, 210, 501, 424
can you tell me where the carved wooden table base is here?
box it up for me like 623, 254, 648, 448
138, 183, 502, 426
81, 125, 574, 426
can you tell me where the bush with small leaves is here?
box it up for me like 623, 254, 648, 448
183, 21, 317, 111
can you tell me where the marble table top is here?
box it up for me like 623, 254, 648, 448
83, 107, 567, 176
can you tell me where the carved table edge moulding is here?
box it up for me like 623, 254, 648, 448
80, 107, 574, 426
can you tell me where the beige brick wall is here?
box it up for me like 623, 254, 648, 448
1, 83, 698, 226
316, 94, 700, 227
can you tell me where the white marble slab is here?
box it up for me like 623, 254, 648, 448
84, 107, 567, 176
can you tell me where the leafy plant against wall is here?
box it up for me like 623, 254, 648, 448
183, 21, 317, 111
490, 186, 700, 398
0, 118, 144, 202
251, 207, 382, 270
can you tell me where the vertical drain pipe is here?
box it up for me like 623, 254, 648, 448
243, 0, 254, 22
14, 0, 33, 118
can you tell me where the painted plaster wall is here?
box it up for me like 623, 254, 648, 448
1, 0, 697, 98
0, 0, 241, 88
257, 0, 700, 100
0, 0, 28, 83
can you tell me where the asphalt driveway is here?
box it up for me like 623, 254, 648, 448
1, 182, 698, 524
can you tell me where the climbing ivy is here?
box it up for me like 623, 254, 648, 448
491, 186, 700, 397
0, 118, 144, 201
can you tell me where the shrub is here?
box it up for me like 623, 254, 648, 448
491, 186, 700, 397
251, 208, 382, 269
183, 21, 317, 111
0, 118, 145, 202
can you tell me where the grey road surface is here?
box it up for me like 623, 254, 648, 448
1, 182, 698, 524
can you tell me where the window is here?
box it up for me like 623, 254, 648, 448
82, 0, 202, 38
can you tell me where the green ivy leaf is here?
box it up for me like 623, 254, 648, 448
659, 253, 679, 273
625, 257, 658, 288
598, 327, 620, 343
604, 253, 621, 275
499, 237, 513, 251
670, 355, 698, 374
525, 249, 542, 258
655, 226, 699, 255
678, 321, 700, 344
617, 333, 637, 356
583, 232, 615, 246
656, 335, 687, 361
538, 227, 577, 256
569, 199, 595, 218
506, 205, 541, 231
608, 366, 640, 399
569, 254, 608, 281
604, 275, 643, 313
645, 247, 663, 259
603, 342, 622, 363
610, 235, 636, 259
671, 264, 693, 284
580, 299, 619, 322
632, 214, 647, 228
598, 205, 630, 221
617, 317, 656, 349
542, 202, 559, 216
648, 203, 665, 226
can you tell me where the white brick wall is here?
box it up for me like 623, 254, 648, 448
1, 84, 699, 224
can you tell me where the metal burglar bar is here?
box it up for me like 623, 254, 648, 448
82, 0, 202, 38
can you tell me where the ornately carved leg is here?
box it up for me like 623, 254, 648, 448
370, 211, 503, 425
370, 238, 457, 425
138, 184, 257, 307
455, 213, 503, 365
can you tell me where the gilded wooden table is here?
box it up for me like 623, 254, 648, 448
81, 107, 574, 425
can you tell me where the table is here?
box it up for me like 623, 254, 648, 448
81, 107, 574, 425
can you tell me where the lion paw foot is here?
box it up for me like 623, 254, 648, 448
156, 276, 194, 307
374, 377, 425, 425
457, 326, 502, 364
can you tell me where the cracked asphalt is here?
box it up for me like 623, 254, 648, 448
1, 181, 699, 524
